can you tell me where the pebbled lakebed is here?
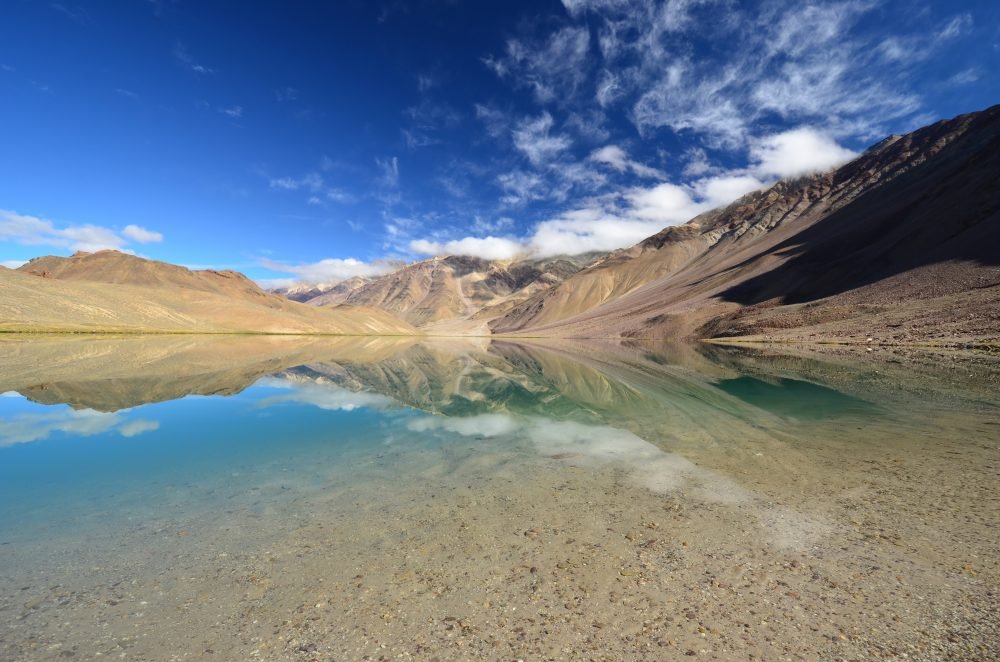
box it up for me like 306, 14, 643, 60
0, 336, 997, 660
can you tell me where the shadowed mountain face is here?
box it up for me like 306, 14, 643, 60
490, 106, 1000, 343
719, 107, 1000, 306
4, 251, 417, 335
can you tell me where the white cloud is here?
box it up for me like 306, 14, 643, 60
749, 127, 858, 178
260, 256, 396, 285
410, 236, 524, 261
512, 113, 572, 166
590, 145, 665, 179
1, 259, 27, 269
218, 105, 243, 119
410, 168, 769, 259
0, 209, 162, 253
691, 174, 765, 206
122, 224, 164, 243
625, 182, 705, 224
529, 207, 666, 256
589, 144, 629, 171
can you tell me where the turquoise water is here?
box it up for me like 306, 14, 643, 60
0, 338, 997, 660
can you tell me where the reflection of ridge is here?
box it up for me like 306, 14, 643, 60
0, 335, 418, 412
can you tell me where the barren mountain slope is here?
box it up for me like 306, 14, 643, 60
492, 105, 1000, 343
312, 253, 602, 327
1, 260, 417, 335
20, 250, 272, 303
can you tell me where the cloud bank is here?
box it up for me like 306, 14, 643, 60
0, 210, 165, 253
259, 256, 397, 285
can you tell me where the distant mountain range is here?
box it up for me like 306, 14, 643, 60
286, 253, 604, 334
4, 106, 997, 344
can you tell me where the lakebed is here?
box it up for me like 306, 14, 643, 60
0, 336, 997, 660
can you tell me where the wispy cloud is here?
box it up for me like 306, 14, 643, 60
484, 25, 591, 104
115, 87, 139, 100
589, 145, 665, 179
406, 120, 860, 259
274, 86, 298, 102
416, 73, 437, 92
50, 3, 94, 25
375, 156, 400, 188
512, 112, 572, 166
218, 105, 243, 119
937, 13, 972, 40
265, 161, 357, 208
946, 68, 979, 86
122, 224, 164, 243
172, 42, 216, 74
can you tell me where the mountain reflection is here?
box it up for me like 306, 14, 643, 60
0, 335, 989, 429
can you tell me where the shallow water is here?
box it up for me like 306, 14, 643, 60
0, 337, 997, 660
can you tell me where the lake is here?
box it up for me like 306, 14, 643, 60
0, 336, 997, 660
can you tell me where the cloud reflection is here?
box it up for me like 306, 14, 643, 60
0, 407, 159, 447
257, 376, 395, 411
408, 413, 830, 550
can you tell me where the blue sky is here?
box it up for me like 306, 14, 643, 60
1, 0, 996, 286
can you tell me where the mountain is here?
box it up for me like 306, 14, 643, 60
20, 250, 270, 301
492, 105, 1000, 345
298, 276, 373, 306
301, 253, 603, 331
3, 251, 417, 335
271, 276, 374, 303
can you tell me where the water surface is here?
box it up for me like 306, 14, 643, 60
0, 336, 997, 660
